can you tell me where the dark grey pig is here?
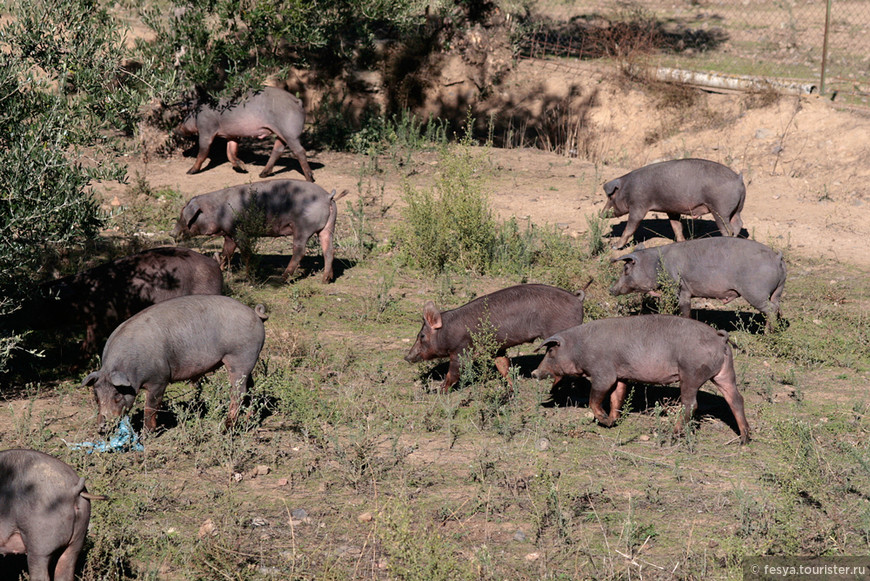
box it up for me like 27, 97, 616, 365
3, 247, 222, 354
602, 158, 746, 249
172, 179, 347, 283
81, 295, 268, 432
610, 237, 786, 332
178, 87, 313, 181
405, 284, 586, 392
531, 314, 750, 444
0, 449, 107, 581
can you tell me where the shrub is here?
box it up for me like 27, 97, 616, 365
395, 131, 498, 274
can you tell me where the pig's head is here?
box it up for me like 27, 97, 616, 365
171, 200, 202, 241
82, 370, 137, 433
602, 177, 628, 217
609, 251, 657, 296
175, 112, 199, 137
404, 301, 447, 363
531, 334, 578, 383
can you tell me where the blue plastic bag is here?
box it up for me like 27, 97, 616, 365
64, 416, 145, 453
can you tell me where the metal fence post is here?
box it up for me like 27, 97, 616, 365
820, 0, 833, 96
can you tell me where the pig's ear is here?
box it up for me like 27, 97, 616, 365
535, 335, 562, 352
109, 370, 132, 388
185, 206, 202, 229
81, 371, 100, 387
422, 301, 442, 329
603, 179, 620, 196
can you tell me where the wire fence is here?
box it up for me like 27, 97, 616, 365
520, 0, 870, 105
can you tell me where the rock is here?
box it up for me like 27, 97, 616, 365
525, 552, 540, 561
513, 530, 527, 542
535, 438, 550, 451
198, 518, 217, 538
358, 512, 374, 523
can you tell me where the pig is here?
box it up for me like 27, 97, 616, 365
81, 294, 268, 433
177, 86, 314, 181
531, 314, 750, 444
0, 449, 107, 581
3, 247, 222, 354
404, 284, 586, 392
610, 237, 787, 332
171, 179, 348, 283
602, 158, 746, 249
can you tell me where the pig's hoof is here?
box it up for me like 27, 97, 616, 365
186, 168, 198, 175
258, 170, 273, 178
233, 165, 248, 174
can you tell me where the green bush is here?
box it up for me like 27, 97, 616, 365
0, 0, 128, 372
395, 135, 498, 274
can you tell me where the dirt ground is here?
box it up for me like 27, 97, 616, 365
107, 58, 870, 272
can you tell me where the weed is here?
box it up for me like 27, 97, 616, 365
652, 261, 682, 315
395, 130, 497, 274
585, 212, 609, 257
528, 465, 573, 543
377, 500, 476, 580
619, 496, 657, 555
360, 268, 398, 322
230, 192, 267, 280
342, 198, 377, 263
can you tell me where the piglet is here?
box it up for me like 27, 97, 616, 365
603, 158, 746, 249
405, 284, 586, 392
81, 295, 268, 432
532, 314, 750, 444
0, 449, 107, 581
177, 86, 314, 181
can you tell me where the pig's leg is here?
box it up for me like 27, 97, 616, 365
729, 211, 743, 237
281, 233, 310, 281
743, 288, 782, 333
226, 140, 247, 173
259, 138, 286, 178
614, 209, 646, 249
678, 285, 693, 318
709, 349, 750, 443
319, 205, 337, 283
25, 553, 51, 581
53, 502, 89, 581
143, 383, 168, 432
607, 380, 629, 424
441, 354, 462, 393
188, 132, 215, 174
589, 375, 617, 426
667, 213, 686, 242
494, 351, 515, 395
709, 208, 733, 237
221, 236, 237, 271
675, 377, 702, 438
286, 136, 314, 182
224, 361, 253, 428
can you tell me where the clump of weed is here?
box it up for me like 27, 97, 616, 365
231, 194, 267, 280
651, 260, 682, 315
585, 211, 609, 257
377, 500, 476, 580
395, 123, 497, 274
342, 197, 377, 263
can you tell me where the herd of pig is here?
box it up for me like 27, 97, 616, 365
2, 88, 787, 580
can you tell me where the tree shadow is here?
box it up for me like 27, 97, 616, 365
181, 137, 324, 180
226, 253, 355, 285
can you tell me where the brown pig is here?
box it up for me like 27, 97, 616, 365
177, 86, 314, 181
0, 449, 107, 581
405, 284, 586, 392
2, 247, 222, 354
532, 314, 750, 444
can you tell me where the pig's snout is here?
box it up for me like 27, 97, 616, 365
404, 350, 421, 364
531, 368, 549, 380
